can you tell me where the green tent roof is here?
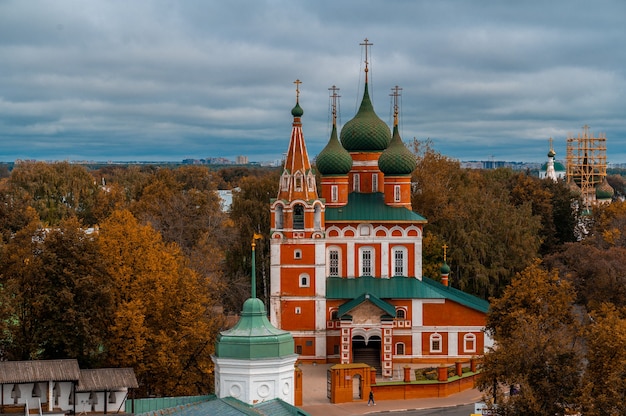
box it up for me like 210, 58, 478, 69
327, 275, 489, 313
215, 298, 295, 360
325, 192, 426, 223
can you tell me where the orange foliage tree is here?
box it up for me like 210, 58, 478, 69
98, 209, 223, 396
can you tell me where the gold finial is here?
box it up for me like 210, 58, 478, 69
360, 38, 373, 82
294, 79, 302, 102
328, 85, 341, 126
390, 85, 402, 126
442, 244, 448, 262
549, 137, 554, 151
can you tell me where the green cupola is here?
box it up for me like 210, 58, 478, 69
317, 119, 353, 175
596, 178, 614, 200
214, 298, 294, 360
378, 124, 417, 175
340, 83, 391, 152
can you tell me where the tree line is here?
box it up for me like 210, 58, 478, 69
1, 148, 625, 405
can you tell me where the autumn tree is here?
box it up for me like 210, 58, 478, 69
579, 303, 626, 416
544, 243, 626, 310
8, 162, 100, 225
0, 216, 112, 365
478, 261, 583, 415
411, 141, 543, 298
98, 210, 223, 396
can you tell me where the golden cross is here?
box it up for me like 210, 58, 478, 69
328, 85, 341, 124
389, 85, 402, 124
360, 38, 373, 80
442, 244, 448, 262
294, 79, 302, 101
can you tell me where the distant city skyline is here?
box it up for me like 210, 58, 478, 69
1, 1, 625, 163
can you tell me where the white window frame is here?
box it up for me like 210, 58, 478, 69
372, 174, 378, 192
392, 246, 407, 276
394, 185, 401, 202
294, 171, 303, 191
430, 333, 442, 353
359, 247, 375, 277
295, 307, 302, 315
331, 185, 338, 202
294, 249, 302, 259
353, 174, 360, 192
464, 333, 476, 353
328, 248, 341, 277
395, 342, 405, 355
395, 308, 406, 320
299, 273, 310, 287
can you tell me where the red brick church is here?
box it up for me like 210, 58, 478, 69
269, 44, 490, 377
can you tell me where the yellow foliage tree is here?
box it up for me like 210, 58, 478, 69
98, 209, 223, 396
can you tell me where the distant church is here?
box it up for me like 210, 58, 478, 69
269, 41, 490, 377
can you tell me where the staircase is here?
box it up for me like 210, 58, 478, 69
353, 347, 381, 375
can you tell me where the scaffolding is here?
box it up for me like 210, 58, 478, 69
566, 125, 607, 206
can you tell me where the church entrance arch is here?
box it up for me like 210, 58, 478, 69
351, 331, 381, 376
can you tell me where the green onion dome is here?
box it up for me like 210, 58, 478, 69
291, 102, 304, 117
596, 178, 615, 200
378, 124, 417, 175
440, 261, 451, 275
316, 124, 353, 175
340, 83, 391, 151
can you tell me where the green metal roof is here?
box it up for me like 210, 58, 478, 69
337, 292, 396, 318
325, 192, 427, 222
215, 298, 295, 360
163, 396, 310, 416
326, 275, 489, 313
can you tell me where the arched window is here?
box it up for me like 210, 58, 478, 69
353, 174, 360, 192
299, 273, 310, 287
394, 185, 401, 202
293, 204, 304, 229
314, 204, 321, 230
430, 333, 442, 353
330, 309, 339, 320
275, 204, 284, 229
331, 185, 338, 202
294, 249, 302, 259
307, 173, 315, 191
395, 343, 405, 355
396, 308, 406, 319
328, 248, 341, 277
281, 173, 290, 191
294, 172, 303, 191
464, 333, 476, 353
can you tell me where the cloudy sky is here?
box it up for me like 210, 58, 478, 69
1, 1, 625, 164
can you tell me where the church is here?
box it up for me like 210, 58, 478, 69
269, 42, 491, 378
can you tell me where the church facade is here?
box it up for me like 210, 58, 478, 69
269, 58, 490, 377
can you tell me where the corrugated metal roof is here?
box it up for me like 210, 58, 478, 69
325, 192, 427, 222
77, 368, 138, 391
0, 359, 80, 384
326, 275, 489, 313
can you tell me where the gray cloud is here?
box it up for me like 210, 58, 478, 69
1, 0, 625, 163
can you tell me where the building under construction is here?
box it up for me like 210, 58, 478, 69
565, 125, 613, 206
